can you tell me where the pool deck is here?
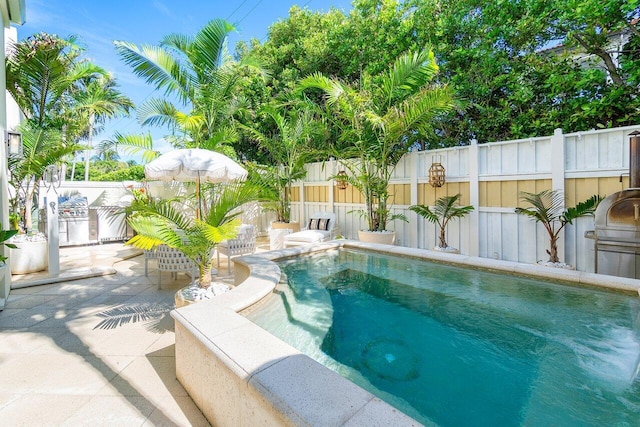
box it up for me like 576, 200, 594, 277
0, 241, 269, 426
2, 240, 638, 426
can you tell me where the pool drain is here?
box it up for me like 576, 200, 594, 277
361, 338, 419, 381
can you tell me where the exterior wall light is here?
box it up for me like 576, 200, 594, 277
6, 131, 22, 157
428, 158, 446, 188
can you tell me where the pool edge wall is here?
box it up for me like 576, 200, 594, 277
171, 240, 640, 427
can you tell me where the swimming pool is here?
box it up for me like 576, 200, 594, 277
246, 248, 640, 426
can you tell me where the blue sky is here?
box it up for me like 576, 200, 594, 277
17, 0, 353, 160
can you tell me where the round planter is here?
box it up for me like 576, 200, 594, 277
271, 221, 300, 233
358, 230, 396, 245
433, 246, 459, 254
10, 240, 48, 274
174, 282, 230, 308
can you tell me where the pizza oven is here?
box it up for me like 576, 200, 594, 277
591, 131, 640, 278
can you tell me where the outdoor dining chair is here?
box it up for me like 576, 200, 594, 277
155, 244, 196, 290
217, 224, 256, 274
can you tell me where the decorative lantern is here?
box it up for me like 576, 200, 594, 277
428, 159, 446, 188
336, 170, 348, 190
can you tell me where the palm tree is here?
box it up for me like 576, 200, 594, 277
6, 33, 107, 128
5, 33, 110, 232
126, 181, 262, 289
299, 48, 458, 232
73, 75, 134, 181
115, 19, 263, 156
241, 104, 323, 223
410, 194, 474, 250
515, 190, 602, 263
8, 123, 85, 233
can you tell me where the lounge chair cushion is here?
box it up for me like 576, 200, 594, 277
284, 229, 331, 244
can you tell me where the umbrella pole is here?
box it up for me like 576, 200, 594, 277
196, 172, 201, 220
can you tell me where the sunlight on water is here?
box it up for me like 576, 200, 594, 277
246, 249, 640, 427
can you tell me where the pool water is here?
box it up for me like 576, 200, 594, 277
245, 249, 640, 426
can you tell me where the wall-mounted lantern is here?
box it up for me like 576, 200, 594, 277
428, 157, 446, 188
336, 170, 348, 190
6, 131, 22, 157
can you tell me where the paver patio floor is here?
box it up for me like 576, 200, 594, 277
0, 242, 255, 426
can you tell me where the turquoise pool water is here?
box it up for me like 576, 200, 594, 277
245, 249, 640, 426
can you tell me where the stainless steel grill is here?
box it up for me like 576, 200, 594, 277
59, 197, 91, 246
589, 131, 640, 278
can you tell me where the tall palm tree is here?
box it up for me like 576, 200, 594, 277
115, 19, 264, 156
5, 33, 108, 232
299, 48, 459, 231
241, 104, 323, 223
73, 75, 134, 181
6, 33, 107, 128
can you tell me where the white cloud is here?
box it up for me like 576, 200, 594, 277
152, 1, 172, 18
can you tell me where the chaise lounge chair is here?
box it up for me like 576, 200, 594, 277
283, 212, 338, 247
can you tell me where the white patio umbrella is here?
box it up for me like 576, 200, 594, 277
144, 148, 248, 218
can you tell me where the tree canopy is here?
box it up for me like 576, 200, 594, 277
235, 0, 640, 150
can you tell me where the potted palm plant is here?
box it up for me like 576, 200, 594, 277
410, 194, 474, 253
515, 190, 602, 267
125, 181, 261, 299
300, 48, 458, 244
241, 104, 323, 233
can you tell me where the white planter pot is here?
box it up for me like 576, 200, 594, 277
10, 240, 48, 274
271, 221, 301, 233
358, 230, 396, 245
433, 246, 459, 254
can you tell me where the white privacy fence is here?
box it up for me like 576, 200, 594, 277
289, 125, 640, 272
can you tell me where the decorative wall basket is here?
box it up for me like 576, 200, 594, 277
428, 161, 446, 187
336, 170, 348, 190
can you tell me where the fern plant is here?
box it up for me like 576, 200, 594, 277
410, 194, 474, 249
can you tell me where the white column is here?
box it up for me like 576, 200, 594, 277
46, 184, 60, 275
328, 159, 335, 214
0, 27, 10, 305
468, 140, 480, 256
551, 128, 566, 262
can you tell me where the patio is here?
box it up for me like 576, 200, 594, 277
0, 240, 268, 425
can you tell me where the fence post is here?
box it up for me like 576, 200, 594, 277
468, 139, 480, 256
298, 182, 305, 225
551, 128, 566, 262
409, 152, 419, 248
328, 159, 335, 217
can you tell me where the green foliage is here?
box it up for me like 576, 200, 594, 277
410, 194, 474, 249
239, 0, 640, 148
240, 103, 325, 222
93, 165, 145, 182
115, 19, 266, 158
126, 181, 262, 288
0, 224, 19, 264
300, 47, 457, 231
515, 190, 602, 263
8, 122, 85, 233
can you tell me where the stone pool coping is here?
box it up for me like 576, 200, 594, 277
171, 240, 640, 426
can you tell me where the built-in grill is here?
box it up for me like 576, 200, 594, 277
590, 130, 640, 278
59, 196, 92, 246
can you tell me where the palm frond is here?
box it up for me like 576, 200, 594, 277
114, 41, 190, 103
